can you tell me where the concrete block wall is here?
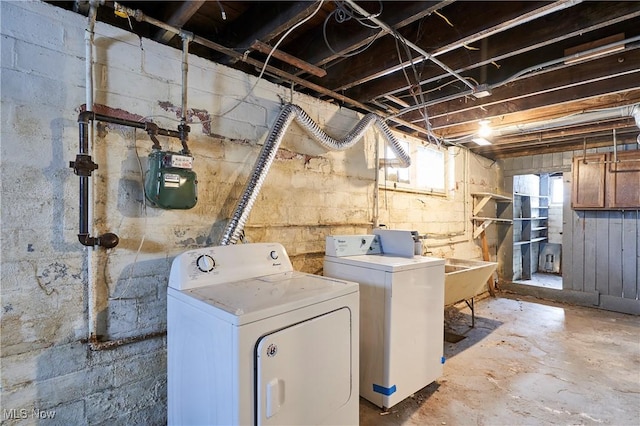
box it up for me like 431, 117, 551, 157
378, 147, 502, 260
0, 1, 501, 424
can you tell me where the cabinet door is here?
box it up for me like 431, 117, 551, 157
572, 154, 606, 209
607, 150, 640, 208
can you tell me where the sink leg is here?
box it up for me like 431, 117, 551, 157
464, 298, 475, 328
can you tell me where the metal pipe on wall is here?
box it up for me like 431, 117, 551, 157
108, 1, 431, 138
179, 33, 192, 154
81, 0, 105, 352
75, 1, 194, 350
71, 111, 184, 249
72, 110, 186, 350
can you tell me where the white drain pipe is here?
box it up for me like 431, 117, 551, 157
494, 104, 640, 137
85, 2, 98, 113
85, 0, 100, 346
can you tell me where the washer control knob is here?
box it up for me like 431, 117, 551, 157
269, 250, 279, 260
196, 254, 215, 272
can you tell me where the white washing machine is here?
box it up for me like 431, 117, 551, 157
324, 232, 444, 409
167, 242, 359, 425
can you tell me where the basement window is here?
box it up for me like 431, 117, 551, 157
381, 139, 447, 195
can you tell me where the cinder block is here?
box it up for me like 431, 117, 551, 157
113, 349, 166, 387
0, 193, 58, 230
1, 35, 15, 69
41, 400, 86, 426
140, 47, 181, 81
15, 39, 84, 83
85, 378, 159, 424
4, 364, 113, 411
106, 299, 139, 339
136, 294, 167, 332
1, 69, 67, 107
0, 2, 67, 53
98, 398, 167, 426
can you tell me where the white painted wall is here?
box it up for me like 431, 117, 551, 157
0, 1, 501, 423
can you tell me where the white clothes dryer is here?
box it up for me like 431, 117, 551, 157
168, 242, 359, 425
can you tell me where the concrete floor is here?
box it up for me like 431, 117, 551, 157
359, 294, 640, 425
513, 272, 563, 290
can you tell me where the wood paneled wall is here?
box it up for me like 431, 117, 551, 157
501, 147, 640, 315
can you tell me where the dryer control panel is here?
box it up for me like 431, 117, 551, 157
168, 243, 294, 290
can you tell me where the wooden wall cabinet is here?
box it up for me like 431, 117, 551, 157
571, 154, 605, 209
607, 151, 640, 208
572, 151, 640, 210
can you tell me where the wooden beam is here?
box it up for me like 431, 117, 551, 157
491, 117, 637, 146
190, 34, 431, 137
226, 2, 323, 64
299, 1, 452, 69
346, 1, 640, 104
250, 40, 326, 77
434, 90, 640, 139
155, 1, 206, 43
476, 131, 639, 159
330, 0, 575, 93
480, 231, 496, 297
421, 51, 640, 132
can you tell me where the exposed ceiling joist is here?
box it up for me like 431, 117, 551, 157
55, 0, 640, 159
154, 0, 205, 43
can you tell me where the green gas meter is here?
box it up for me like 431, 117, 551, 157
145, 150, 197, 209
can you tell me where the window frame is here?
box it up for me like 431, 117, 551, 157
379, 137, 448, 196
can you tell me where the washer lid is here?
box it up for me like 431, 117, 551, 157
173, 271, 358, 325
324, 254, 444, 272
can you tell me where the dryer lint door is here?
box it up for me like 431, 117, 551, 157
256, 307, 352, 425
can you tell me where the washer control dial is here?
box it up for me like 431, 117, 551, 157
269, 250, 279, 260
196, 254, 215, 272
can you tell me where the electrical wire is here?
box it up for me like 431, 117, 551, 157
215, 0, 325, 119
323, 11, 380, 58
216, 0, 226, 21
395, 78, 472, 100
434, 10, 454, 28
322, 1, 384, 58
391, 28, 440, 146
334, 1, 383, 27
110, 128, 148, 300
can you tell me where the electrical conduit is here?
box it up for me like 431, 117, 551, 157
219, 104, 411, 245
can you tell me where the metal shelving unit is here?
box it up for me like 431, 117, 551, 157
513, 193, 549, 280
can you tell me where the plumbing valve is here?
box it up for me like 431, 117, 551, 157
178, 123, 191, 154
69, 154, 98, 177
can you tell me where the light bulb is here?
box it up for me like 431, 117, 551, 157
478, 120, 492, 138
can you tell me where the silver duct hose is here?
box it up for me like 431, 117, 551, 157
219, 103, 411, 245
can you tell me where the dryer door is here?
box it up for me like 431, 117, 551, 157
256, 307, 352, 425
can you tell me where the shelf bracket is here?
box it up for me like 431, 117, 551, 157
473, 219, 493, 239
473, 195, 492, 216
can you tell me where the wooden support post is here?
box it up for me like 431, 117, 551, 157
480, 230, 496, 297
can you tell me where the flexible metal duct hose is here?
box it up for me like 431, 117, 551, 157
219, 104, 411, 245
